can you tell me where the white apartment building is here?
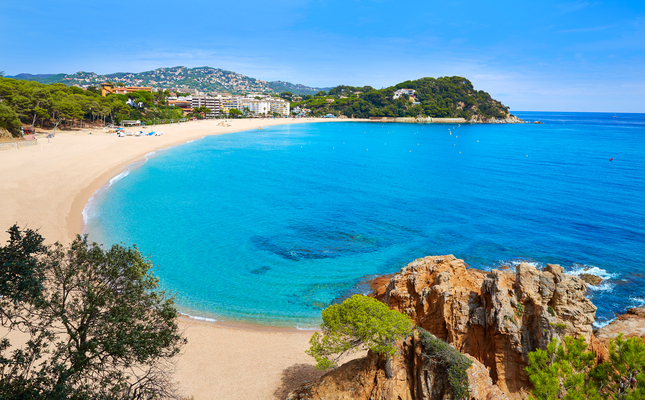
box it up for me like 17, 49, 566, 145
247, 99, 271, 115
191, 96, 221, 117
269, 99, 290, 116
219, 96, 247, 113
246, 98, 290, 116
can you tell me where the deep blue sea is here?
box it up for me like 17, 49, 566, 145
84, 112, 645, 328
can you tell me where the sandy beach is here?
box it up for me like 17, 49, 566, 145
0, 118, 352, 399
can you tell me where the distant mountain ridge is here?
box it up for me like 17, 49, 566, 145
8, 66, 329, 95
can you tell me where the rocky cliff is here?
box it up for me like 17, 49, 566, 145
287, 329, 507, 400
377, 255, 597, 399
596, 307, 645, 342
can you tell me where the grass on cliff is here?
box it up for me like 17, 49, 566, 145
418, 328, 472, 399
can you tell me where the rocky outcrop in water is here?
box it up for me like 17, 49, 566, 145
596, 307, 645, 342
579, 273, 603, 286
286, 330, 507, 400
467, 114, 523, 124
376, 255, 597, 399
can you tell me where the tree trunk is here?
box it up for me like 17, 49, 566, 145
385, 355, 393, 379
53, 118, 62, 132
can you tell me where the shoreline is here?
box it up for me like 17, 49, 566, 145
67, 118, 342, 241
0, 117, 359, 399
177, 314, 317, 334
70, 118, 353, 333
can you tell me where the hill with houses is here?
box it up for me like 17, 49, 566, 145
9, 67, 329, 96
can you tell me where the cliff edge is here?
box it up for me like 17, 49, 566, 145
377, 255, 597, 399
287, 330, 507, 400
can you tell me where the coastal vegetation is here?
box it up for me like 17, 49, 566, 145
306, 295, 413, 373
0, 225, 186, 399
289, 76, 510, 119
418, 328, 472, 400
0, 77, 183, 137
526, 335, 645, 399
9, 66, 328, 96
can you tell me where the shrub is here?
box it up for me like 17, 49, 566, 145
418, 328, 472, 400
526, 334, 645, 399
306, 295, 413, 370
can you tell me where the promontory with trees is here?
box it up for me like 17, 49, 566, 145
284, 76, 516, 120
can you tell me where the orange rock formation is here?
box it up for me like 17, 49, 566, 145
377, 255, 597, 399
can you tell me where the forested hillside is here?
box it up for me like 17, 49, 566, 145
290, 76, 511, 119
0, 78, 183, 137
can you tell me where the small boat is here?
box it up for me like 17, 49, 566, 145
613, 114, 617, 118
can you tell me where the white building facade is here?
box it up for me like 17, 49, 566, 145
191, 96, 220, 117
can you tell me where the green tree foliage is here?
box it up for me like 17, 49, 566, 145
306, 295, 413, 371
0, 226, 186, 399
589, 333, 645, 399
418, 328, 472, 400
129, 90, 153, 107
0, 77, 185, 130
188, 107, 212, 119
228, 108, 243, 118
526, 336, 598, 400
145, 106, 184, 123
0, 225, 46, 306
526, 335, 645, 400
0, 103, 22, 136
279, 91, 293, 100
292, 77, 509, 119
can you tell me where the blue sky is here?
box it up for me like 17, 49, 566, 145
1, 0, 643, 112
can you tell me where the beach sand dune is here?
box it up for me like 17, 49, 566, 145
0, 118, 350, 399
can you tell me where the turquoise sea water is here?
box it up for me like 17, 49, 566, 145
84, 112, 645, 328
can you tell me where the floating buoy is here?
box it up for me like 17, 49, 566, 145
610, 158, 613, 162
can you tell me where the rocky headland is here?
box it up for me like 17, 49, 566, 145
288, 255, 619, 400
596, 306, 645, 342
